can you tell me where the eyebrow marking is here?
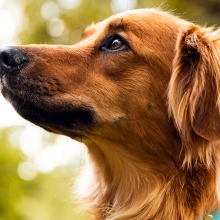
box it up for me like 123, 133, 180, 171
81, 19, 126, 41
109, 23, 125, 31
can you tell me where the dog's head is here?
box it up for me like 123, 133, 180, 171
0, 9, 184, 142
0, 8, 220, 162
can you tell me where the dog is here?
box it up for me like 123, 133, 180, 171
0, 8, 220, 220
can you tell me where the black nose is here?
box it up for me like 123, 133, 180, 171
0, 46, 28, 75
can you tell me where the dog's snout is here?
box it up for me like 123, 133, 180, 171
0, 46, 28, 75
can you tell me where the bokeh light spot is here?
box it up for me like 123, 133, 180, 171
57, 0, 80, 9
0, 10, 16, 43
111, 0, 137, 13
18, 161, 37, 181
41, 1, 60, 20
46, 18, 65, 37
19, 124, 44, 158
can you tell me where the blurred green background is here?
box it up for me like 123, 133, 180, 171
0, 0, 220, 219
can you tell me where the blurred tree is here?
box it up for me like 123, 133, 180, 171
184, 0, 220, 25
137, 0, 220, 25
18, 0, 113, 45
17, 0, 220, 46
0, 127, 87, 220
0, 127, 24, 220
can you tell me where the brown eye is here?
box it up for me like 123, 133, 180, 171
100, 34, 129, 53
110, 39, 123, 50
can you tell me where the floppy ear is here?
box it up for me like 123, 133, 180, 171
168, 25, 220, 142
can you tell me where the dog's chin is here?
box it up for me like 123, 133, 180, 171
2, 89, 95, 138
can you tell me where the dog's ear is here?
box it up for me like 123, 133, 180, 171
168, 25, 220, 142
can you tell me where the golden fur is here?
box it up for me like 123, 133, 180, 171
0, 8, 220, 220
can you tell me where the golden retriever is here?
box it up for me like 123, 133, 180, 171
0, 8, 220, 220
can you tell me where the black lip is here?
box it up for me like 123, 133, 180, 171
2, 89, 95, 132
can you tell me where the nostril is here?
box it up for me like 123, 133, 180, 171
2, 52, 16, 67
2, 54, 9, 66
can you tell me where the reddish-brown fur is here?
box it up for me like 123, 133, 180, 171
1, 9, 220, 220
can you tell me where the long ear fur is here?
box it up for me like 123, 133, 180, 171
168, 25, 220, 163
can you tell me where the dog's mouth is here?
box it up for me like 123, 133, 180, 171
1, 84, 95, 137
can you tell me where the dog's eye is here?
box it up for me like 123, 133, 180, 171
110, 39, 124, 50
100, 35, 129, 52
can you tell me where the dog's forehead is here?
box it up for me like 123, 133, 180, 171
83, 9, 160, 34
82, 9, 188, 39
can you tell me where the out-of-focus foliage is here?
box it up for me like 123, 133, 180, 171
19, 0, 113, 45
1, 0, 220, 220
137, 0, 220, 25
0, 127, 87, 220
17, 0, 220, 46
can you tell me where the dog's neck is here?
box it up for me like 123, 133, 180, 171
77, 133, 218, 220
